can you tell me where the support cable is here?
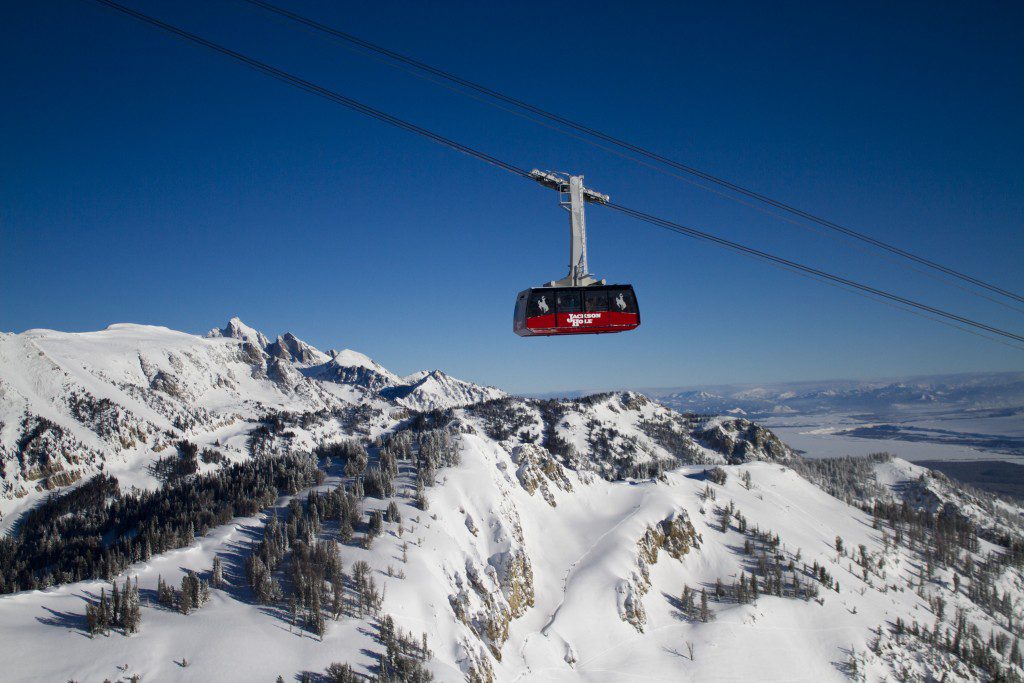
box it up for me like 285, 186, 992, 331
85, 0, 1024, 349
238, 0, 1024, 307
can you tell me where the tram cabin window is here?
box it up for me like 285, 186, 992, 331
584, 290, 609, 312
556, 290, 582, 313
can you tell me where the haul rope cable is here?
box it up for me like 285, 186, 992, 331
86, 0, 1024, 349
237, 0, 1024, 310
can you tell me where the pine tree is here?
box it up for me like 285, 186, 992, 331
339, 518, 354, 544
368, 511, 383, 538
118, 579, 129, 629
130, 578, 142, 634
118, 577, 141, 634
211, 556, 224, 589
324, 663, 359, 683
310, 505, 321, 539
190, 573, 201, 607
331, 578, 343, 620
415, 478, 428, 510
85, 603, 99, 637
180, 575, 194, 615
700, 588, 710, 622
98, 587, 111, 635
386, 501, 401, 524
112, 581, 122, 628
314, 610, 326, 641
157, 574, 175, 608
310, 589, 323, 638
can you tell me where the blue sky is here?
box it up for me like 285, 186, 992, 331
2, 1, 1022, 393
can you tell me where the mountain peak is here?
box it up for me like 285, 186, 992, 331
206, 316, 269, 348
267, 332, 329, 366
331, 348, 385, 372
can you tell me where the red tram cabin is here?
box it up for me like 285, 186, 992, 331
513, 285, 640, 337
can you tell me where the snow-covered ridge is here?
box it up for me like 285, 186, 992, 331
457, 391, 795, 482
0, 318, 503, 512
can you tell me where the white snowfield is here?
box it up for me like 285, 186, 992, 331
0, 320, 1021, 682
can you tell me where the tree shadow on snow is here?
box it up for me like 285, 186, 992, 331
36, 605, 90, 636
661, 591, 698, 622
138, 586, 181, 613
683, 467, 718, 482
832, 645, 857, 677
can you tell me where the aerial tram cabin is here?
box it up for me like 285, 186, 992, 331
513, 170, 640, 337
514, 284, 640, 336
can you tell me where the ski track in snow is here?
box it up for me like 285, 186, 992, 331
515, 489, 652, 681
542, 491, 651, 636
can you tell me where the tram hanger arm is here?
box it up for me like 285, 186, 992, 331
529, 169, 609, 204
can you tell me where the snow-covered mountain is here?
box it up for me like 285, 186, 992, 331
1, 320, 1023, 682
0, 318, 502, 513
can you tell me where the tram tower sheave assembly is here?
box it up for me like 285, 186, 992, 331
514, 171, 640, 336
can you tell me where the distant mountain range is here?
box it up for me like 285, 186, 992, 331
538, 373, 1024, 419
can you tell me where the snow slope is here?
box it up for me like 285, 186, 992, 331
2, 436, 1020, 681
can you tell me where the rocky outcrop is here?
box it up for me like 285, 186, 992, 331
637, 511, 700, 564
310, 359, 397, 392
694, 417, 793, 463
616, 576, 648, 632
449, 548, 536, 660
266, 332, 328, 366
511, 444, 572, 506
448, 496, 535, 662
621, 510, 699, 632
15, 415, 102, 481
66, 390, 156, 449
